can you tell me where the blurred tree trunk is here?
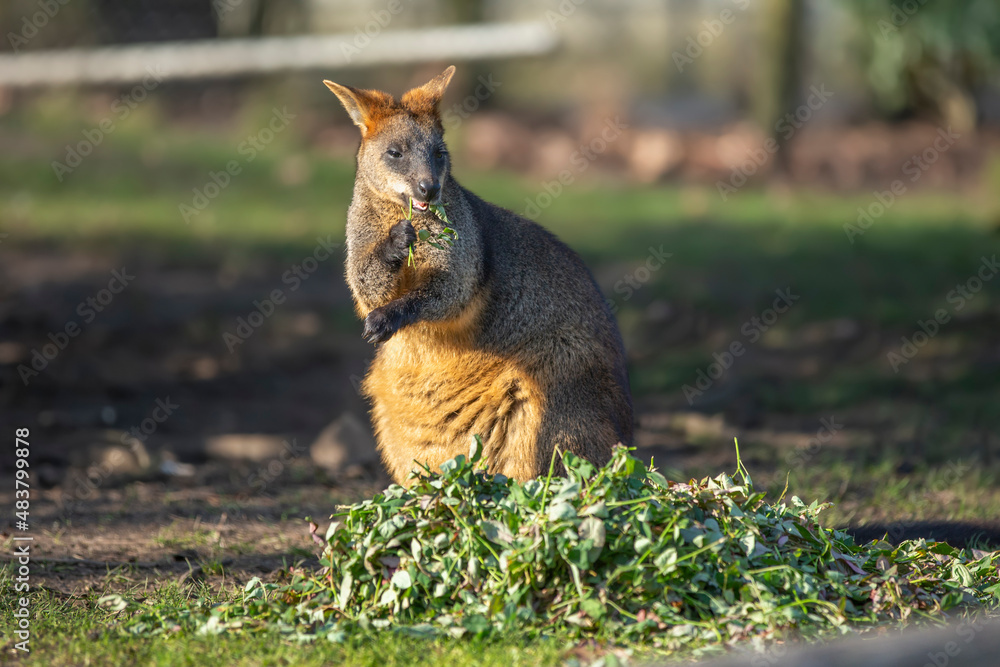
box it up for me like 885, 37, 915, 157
444, 0, 485, 24
442, 0, 491, 109
754, 0, 806, 176
248, 0, 268, 36
246, 0, 307, 37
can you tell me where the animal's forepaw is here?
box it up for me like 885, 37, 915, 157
385, 219, 417, 265
362, 305, 403, 345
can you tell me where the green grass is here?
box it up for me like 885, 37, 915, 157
764, 457, 1000, 529
0, 584, 569, 667
153, 524, 218, 551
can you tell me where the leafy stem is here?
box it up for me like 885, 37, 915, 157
403, 199, 458, 267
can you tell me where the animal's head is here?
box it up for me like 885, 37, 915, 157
324, 66, 455, 212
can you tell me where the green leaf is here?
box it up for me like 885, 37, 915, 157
580, 597, 606, 620
578, 516, 606, 549
468, 434, 484, 464
461, 614, 491, 635
391, 569, 412, 590
941, 590, 965, 610
634, 537, 653, 554
547, 501, 577, 522
338, 572, 353, 607
433, 532, 450, 550
740, 533, 756, 557
98, 594, 128, 612
982, 582, 1000, 599
654, 547, 678, 571
481, 519, 514, 545
647, 469, 670, 489
325, 521, 341, 541
951, 562, 974, 587
552, 482, 581, 504
581, 501, 609, 518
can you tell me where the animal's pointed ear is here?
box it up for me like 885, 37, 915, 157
323, 80, 392, 136
401, 65, 456, 116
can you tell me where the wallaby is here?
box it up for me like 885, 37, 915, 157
323, 66, 633, 484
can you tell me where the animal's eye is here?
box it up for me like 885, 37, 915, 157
435, 147, 447, 159
386, 148, 402, 159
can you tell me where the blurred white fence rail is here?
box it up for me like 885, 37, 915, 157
0, 22, 556, 87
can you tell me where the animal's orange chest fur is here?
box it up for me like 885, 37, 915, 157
363, 324, 544, 482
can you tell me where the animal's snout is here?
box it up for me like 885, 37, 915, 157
417, 179, 440, 202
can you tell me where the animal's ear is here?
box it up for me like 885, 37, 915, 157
323, 80, 393, 136
401, 65, 456, 116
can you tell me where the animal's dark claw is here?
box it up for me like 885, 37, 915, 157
363, 305, 402, 345
385, 219, 417, 265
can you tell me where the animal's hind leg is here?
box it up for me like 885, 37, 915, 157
531, 374, 626, 476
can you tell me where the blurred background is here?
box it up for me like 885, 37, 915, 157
2, 0, 1000, 553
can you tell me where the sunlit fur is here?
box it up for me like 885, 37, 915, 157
324, 67, 634, 485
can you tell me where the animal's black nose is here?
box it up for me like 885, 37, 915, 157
417, 180, 440, 201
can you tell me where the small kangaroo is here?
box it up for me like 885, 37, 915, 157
324, 66, 633, 484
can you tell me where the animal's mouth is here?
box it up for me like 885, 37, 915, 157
411, 199, 429, 212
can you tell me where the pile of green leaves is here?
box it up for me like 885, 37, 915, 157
113, 444, 1000, 650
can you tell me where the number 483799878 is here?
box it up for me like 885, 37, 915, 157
14, 428, 30, 527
